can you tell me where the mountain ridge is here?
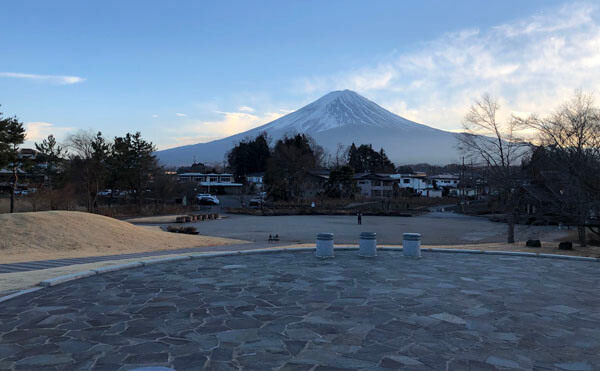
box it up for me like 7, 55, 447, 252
156, 90, 460, 166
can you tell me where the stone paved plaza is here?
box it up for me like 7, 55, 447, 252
1, 251, 599, 370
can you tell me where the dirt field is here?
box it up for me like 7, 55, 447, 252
0, 211, 245, 263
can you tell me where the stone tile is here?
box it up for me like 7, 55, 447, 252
0, 251, 599, 370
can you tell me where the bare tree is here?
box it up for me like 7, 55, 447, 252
524, 91, 600, 246
66, 130, 110, 212
329, 143, 349, 169
458, 94, 527, 243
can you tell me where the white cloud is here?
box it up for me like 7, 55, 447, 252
238, 105, 255, 112
0, 72, 85, 85
299, 2, 600, 131
24, 122, 75, 146
160, 110, 283, 149
152, 114, 158, 118
175, 113, 187, 117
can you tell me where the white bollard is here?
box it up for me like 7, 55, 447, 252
359, 232, 377, 257
403, 233, 421, 257
316, 233, 334, 258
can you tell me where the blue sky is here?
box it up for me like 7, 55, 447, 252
1, 0, 598, 149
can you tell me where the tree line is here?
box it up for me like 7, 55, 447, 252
227, 132, 396, 201
0, 109, 163, 214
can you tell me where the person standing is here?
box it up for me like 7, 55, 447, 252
357, 211, 362, 225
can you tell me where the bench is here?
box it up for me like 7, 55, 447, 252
268, 234, 280, 243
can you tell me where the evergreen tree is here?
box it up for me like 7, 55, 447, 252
227, 132, 271, 182
347, 143, 395, 173
0, 110, 26, 213
108, 132, 157, 207
35, 134, 66, 191
264, 133, 318, 200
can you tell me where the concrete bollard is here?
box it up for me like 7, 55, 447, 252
359, 232, 377, 257
403, 233, 421, 257
316, 233, 334, 258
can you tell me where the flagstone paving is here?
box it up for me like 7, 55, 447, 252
0, 251, 599, 370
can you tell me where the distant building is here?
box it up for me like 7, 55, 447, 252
390, 173, 429, 193
427, 174, 460, 188
421, 189, 443, 198
304, 169, 331, 198
177, 172, 242, 194
449, 188, 478, 198
245, 172, 265, 191
354, 173, 395, 198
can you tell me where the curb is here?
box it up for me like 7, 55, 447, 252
92, 262, 143, 274
1, 246, 598, 304
141, 256, 191, 266
39, 270, 96, 287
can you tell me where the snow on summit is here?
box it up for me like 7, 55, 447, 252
262, 90, 432, 133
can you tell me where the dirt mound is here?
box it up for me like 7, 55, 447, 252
1, 211, 244, 263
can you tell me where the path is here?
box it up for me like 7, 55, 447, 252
0, 242, 285, 274
1, 250, 598, 370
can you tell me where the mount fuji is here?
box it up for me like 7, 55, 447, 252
156, 90, 460, 166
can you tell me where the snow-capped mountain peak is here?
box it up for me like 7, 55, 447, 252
260, 89, 430, 133
156, 90, 458, 166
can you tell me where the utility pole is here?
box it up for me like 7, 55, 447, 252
461, 156, 465, 213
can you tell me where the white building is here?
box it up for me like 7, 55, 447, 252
178, 173, 242, 194
245, 172, 265, 191
390, 173, 430, 192
427, 174, 460, 188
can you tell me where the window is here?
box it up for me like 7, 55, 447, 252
358, 181, 367, 185
372, 180, 382, 186
220, 177, 231, 182
371, 190, 381, 196
210, 177, 218, 182
403, 179, 410, 184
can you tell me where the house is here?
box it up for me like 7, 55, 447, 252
422, 189, 443, 198
427, 174, 460, 188
390, 173, 430, 193
177, 173, 243, 194
354, 173, 395, 198
245, 172, 265, 191
303, 169, 331, 198
449, 188, 478, 198
0, 168, 45, 193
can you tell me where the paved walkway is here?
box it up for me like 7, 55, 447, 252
0, 243, 286, 273
1, 250, 599, 370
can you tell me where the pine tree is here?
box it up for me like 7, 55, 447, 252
0, 110, 26, 213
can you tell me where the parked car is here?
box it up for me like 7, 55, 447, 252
249, 192, 266, 207
196, 194, 219, 205
249, 198, 262, 207
15, 188, 36, 196
98, 189, 112, 196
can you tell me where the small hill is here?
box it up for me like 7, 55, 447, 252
1, 211, 243, 263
